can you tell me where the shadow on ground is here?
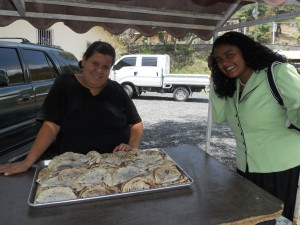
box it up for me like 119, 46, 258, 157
140, 120, 236, 170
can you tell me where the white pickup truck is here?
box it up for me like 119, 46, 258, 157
110, 54, 210, 101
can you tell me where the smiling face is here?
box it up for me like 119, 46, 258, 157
81, 52, 113, 90
213, 44, 253, 81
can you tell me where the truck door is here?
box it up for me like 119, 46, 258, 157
135, 56, 162, 87
111, 56, 137, 83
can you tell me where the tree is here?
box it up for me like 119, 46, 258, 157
233, 3, 300, 43
118, 29, 144, 54
233, 3, 268, 22
267, 5, 300, 15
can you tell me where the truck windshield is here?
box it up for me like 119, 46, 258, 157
113, 57, 136, 70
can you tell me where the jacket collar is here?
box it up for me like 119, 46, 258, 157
235, 68, 267, 105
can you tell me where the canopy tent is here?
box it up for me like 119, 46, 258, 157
1, 0, 300, 151
1, 0, 300, 150
0, 0, 268, 40
2, 0, 300, 223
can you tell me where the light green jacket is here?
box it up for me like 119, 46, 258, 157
211, 63, 300, 173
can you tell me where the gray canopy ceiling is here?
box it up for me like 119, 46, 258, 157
0, 0, 299, 40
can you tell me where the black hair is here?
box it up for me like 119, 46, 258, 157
209, 31, 287, 98
78, 41, 116, 68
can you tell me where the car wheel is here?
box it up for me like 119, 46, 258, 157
122, 84, 134, 98
173, 87, 189, 101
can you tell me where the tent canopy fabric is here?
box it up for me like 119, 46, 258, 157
1, 1, 300, 39
0, 0, 257, 40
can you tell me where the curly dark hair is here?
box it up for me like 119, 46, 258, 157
209, 31, 287, 98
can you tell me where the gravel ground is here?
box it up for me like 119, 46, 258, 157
133, 91, 292, 225
132, 91, 237, 171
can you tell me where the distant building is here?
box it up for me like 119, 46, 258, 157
135, 31, 175, 44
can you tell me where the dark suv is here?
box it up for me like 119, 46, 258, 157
0, 38, 81, 163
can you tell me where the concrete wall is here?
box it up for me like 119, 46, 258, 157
0, 20, 36, 42
0, 20, 125, 60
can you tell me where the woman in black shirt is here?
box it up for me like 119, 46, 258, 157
0, 41, 143, 175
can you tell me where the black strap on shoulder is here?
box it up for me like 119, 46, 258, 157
288, 123, 300, 131
267, 61, 284, 106
267, 62, 300, 132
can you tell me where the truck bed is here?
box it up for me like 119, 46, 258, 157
163, 74, 210, 87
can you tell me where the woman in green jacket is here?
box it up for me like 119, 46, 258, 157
209, 31, 300, 221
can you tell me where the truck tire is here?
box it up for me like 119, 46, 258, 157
173, 87, 189, 101
122, 84, 134, 98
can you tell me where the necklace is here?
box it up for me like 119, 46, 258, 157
239, 79, 246, 86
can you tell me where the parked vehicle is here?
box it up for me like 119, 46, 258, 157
110, 54, 210, 101
0, 38, 81, 163
278, 50, 300, 73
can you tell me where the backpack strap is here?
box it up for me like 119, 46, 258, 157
267, 61, 284, 106
267, 62, 300, 132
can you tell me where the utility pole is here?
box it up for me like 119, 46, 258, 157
254, 2, 258, 41
272, 22, 276, 44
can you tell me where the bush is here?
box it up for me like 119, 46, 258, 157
249, 24, 271, 43
136, 44, 210, 74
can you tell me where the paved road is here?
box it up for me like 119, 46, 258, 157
133, 91, 292, 224
132, 91, 237, 170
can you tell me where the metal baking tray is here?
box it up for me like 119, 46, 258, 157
28, 148, 193, 208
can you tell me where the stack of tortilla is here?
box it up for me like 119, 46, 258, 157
35, 149, 190, 203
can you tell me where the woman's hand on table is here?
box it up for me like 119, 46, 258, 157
113, 143, 136, 152
0, 161, 31, 176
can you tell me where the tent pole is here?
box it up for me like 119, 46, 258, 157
205, 32, 218, 154
205, 76, 213, 154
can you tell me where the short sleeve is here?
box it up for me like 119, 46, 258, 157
121, 88, 142, 125
36, 75, 66, 125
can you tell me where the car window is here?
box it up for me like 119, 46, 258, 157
51, 50, 81, 74
0, 47, 24, 86
23, 49, 57, 81
45, 56, 57, 78
142, 57, 157, 66
113, 57, 136, 70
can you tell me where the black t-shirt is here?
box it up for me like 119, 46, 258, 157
37, 74, 142, 154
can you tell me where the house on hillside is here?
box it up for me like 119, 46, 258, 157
0, 20, 125, 60
134, 31, 175, 44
